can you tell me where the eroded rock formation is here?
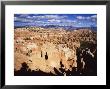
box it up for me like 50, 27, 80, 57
14, 27, 97, 76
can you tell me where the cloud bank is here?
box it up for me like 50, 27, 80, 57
14, 14, 97, 27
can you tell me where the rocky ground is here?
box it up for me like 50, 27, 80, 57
14, 27, 97, 76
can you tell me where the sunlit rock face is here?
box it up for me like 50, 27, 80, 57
14, 27, 96, 75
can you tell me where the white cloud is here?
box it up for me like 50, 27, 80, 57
61, 19, 76, 24
91, 15, 97, 22
29, 15, 68, 20
91, 15, 97, 18
86, 17, 91, 20
76, 15, 97, 20
15, 14, 69, 24
19, 14, 29, 17
34, 20, 43, 23
44, 15, 67, 19
48, 19, 61, 23
14, 16, 33, 22
76, 16, 85, 20
14, 17, 17, 20
27, 16, 32, 18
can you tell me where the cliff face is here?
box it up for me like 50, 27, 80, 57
14, 27, 97, 76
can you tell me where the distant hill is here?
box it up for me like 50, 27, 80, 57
14, 25, 97, 31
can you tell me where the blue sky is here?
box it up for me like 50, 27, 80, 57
14, 14, 97, 27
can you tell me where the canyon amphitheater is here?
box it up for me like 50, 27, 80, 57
14, 27, 97, 75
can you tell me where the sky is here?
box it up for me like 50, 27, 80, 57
14, 14, 97, 27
